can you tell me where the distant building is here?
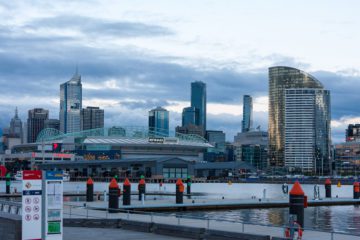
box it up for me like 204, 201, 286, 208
148, 107, 169, 137
182, 107, 199, 127
44, 119, 60, 131
233, 131, 268, 170
9, 107, 23, 140
268, 66, 331, 175
334, 142, 360, 175
27, 108, 49, 143
81, 107, 104, 131
60, 70, 82, 133
191, 81, 206, 134
206, 130, 226, 153
176, 124, 205, 137
108, 126, 126, 137
346, 124, 360, 142
242, 95, 253, 132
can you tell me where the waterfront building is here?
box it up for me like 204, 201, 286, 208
108, 126, 126, 136
27, 108, 49, 143
242, 95, 253, 132
148, 107, 169, 137
182, 106, 199, 127
334, 142, 360, 175
346, 124, 360, 142
44, 119, 60, 130
268, 66, 331, 175
81, 106, 104, 131
9, 107, 23, 140
60, 70, 82, 133
233, 131, 268, 170
191, 81, 206, 134
206, 130, 226, 153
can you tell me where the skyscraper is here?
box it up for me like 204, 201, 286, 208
9, 107, 23, 139
27, 108, 49, 143
60, 70, 82, 133
268, 66, 331, 174
44, 119, 60, 130
191, 81, 206, 134
182, 107, 199, 127
242, 95, 253, 132
81, 106, 104, 130
148, 107, 169, 137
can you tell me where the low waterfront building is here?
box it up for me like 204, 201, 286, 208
334, 142, 360, 175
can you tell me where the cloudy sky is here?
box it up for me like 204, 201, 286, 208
1, 0, 360, 142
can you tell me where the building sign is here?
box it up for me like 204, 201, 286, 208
22, 170, 43, 240
164, 137, 179, 144
43, 171, 63, 240
148, 137, 165, 143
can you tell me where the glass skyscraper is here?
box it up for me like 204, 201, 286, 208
27, 108, 49, 143
191, 81, 206, 134
268, 66, 331, 175
60, 71, 82, 133
148, 107, 169, 137
242, 95, 253, 132
182, 106, 199, 127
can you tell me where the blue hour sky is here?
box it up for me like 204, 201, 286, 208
1, 0, 360, 142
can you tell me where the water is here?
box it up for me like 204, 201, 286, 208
1, 181, 359, 234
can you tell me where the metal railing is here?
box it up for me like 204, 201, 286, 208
0, 200, 22, 215
63, 203, 360, 240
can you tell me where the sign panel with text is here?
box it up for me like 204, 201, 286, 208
22, 170, 43, 240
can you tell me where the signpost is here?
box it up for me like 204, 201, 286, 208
42, 171, 63, 240
22, 170, 43, 240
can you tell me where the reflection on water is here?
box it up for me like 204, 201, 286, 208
172, 206, 360, 234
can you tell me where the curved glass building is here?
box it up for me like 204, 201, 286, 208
269, 66, 331, 174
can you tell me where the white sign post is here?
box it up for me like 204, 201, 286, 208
22, 170, 43, 240
42, 171, 63, 240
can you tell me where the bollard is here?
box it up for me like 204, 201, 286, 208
5, 173, 11, 194
103, 190, 107, 202
325, 178, 331, 198
289, 181, 305, 229
123, 178, 131, 206
186, 176, 191, 199
108, 178, 119, 213
86, 177, 94, 202
354, 182, 360, 199
138, 178, 146, 201
176, 178, 184, 204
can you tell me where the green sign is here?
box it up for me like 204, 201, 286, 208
48, 221, 61, 234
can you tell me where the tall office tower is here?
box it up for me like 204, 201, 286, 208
9, 107, 23, 139
44, 119, 60, 130
27, 108, 49, 143
60, 70, 82, 133
148, 107, 169, 137
191, 81, 206, 134
182, 107, 199, 127
242, 95, 253, 132
268, 66, 331, 175
81, 106, 104, 130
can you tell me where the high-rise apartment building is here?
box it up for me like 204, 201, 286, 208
191, 81, 206, 134
44, 119, 60, 131
60, 70, 82, 133
81, 106, 104, 131
148, 107, 169, 137
27, 108, 49, 143
268, 66, 331, 174
242, 95, 253, 132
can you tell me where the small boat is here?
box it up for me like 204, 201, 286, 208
14, 171, 22, 181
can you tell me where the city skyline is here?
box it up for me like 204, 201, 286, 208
1, 1, 360, 142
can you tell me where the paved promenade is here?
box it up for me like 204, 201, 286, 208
64, 227, 188, 240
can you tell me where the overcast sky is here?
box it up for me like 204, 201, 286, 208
1, 0, 360, 142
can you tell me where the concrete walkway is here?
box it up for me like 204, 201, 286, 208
64, 227, 189, 240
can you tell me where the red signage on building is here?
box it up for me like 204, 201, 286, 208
23, 170, 42, 180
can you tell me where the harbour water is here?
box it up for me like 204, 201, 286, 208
1, 181, 359, 234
